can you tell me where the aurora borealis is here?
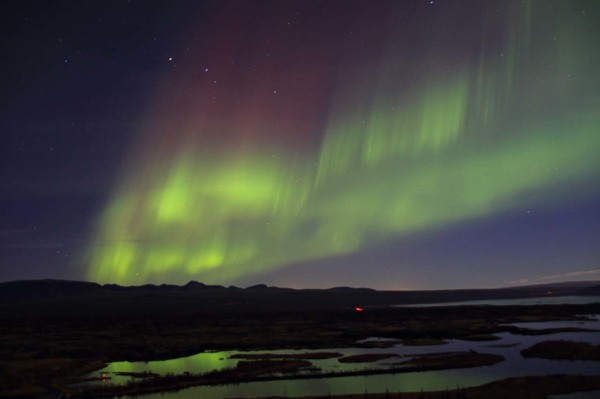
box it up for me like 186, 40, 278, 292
1, 1, 599, 288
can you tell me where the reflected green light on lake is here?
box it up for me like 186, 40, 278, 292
105, 350, 237, 376
88, 317, 600, 399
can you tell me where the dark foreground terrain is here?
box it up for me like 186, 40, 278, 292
1, 279, 599, 398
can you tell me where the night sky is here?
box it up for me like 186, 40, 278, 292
1, 0, 599, 290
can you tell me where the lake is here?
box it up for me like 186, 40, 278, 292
84, 317, 600, 398
396, 295, 600, 307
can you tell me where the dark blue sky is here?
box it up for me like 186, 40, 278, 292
1, 1, 599, 289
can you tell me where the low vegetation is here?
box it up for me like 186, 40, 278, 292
402, 338, 447, 346
338, 354, 398, 363
355, 339, 402, 348
113, 371, 159, 378
229, 352, 343, 360
521, 340, 600, 360
395, 352, 503, 370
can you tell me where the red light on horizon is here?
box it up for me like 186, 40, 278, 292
355, 307, 364, 312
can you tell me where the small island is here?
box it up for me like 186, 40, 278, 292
521, 340, 600, 361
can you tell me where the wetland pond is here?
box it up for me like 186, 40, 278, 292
397, 295, 600, 307
83, 316, 600, 399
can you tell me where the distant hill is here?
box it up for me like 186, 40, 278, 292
0, 279, 102, 303
0, 279, 599, 318
577, 284, 600, 296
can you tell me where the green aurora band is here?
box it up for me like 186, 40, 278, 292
86, 2, 600, 285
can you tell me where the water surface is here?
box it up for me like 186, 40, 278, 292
86, 318, 600, 398
397, 296, 600, 308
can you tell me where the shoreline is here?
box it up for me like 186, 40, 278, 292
76, 353, 503, 397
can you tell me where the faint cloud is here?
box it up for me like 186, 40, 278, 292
508, 269, 600, 286
508, 278, 531, 286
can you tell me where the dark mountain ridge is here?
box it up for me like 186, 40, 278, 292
1, 278, 598, 311
577, 284, 600, 296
